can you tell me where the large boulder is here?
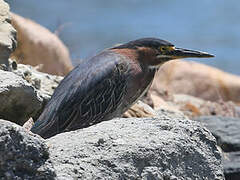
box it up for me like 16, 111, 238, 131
0, 107, 224, 179
193, 116, 240, 152
48, 113, 224, 179
0, 70, 43, 125
223, 151, 240, 180
0, 120, 56, 179
0, 0, 17, 68
149, 60, 240, 103
194, 116, 240, 180
10, 12, 73, 76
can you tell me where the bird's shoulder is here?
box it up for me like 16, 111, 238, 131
50, 50, 130, 108
45, 50, 130, 130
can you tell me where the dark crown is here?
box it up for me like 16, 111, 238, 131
112, 38, 174, 49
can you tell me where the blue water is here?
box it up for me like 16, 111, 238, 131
8, 0, 240, 75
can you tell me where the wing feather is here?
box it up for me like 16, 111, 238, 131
31, 51, 129, 138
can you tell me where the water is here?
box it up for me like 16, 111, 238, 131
8, 0, 240, 75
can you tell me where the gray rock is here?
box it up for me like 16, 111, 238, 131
223, 151, 240, 180
0, 0, 17, 68
193, 116, 240, 152
0, 70, 43, 125
13, 63, 63, 102
0, 120, 56, 180
48, 115, 224, 179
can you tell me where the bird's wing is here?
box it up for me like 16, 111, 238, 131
31, 51, 129, 138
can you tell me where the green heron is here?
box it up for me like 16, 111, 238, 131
31, 38, 214, 138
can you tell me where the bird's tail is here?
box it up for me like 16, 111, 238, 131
30, 107, 59, 139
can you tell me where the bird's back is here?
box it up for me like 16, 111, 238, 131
31, 50, 129, 138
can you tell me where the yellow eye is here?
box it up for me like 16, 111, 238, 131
159, 46, 175, 52
160, 47, 167, 51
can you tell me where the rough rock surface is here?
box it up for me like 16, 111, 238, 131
0, 0, 17, 67
193, 116, 240, 179
223, 151, 240, 180
0, 120, 55, 179
48, 115, 224, 179
194, 116, 240, 152
13, 63, 63, 100
10, 12, 73, 76
0, 69, 43, 125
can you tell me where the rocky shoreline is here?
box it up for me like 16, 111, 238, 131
1, 0, 240, 179
0, 113, 224, 179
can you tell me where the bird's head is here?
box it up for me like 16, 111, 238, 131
111, 38, 214, 69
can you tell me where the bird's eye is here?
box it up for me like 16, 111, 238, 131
159, 46, 175, 52
160, 47, 167, 52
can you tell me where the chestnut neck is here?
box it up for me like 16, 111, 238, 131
110, 48, 139, 63
110, 47, 158, 68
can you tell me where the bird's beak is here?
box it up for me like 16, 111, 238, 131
168, 47, 214, 59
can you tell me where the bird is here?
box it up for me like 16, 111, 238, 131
30, 37, 214, 138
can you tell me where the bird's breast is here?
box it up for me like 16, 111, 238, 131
107, 49, 156, 114
120, 62, 156, 112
